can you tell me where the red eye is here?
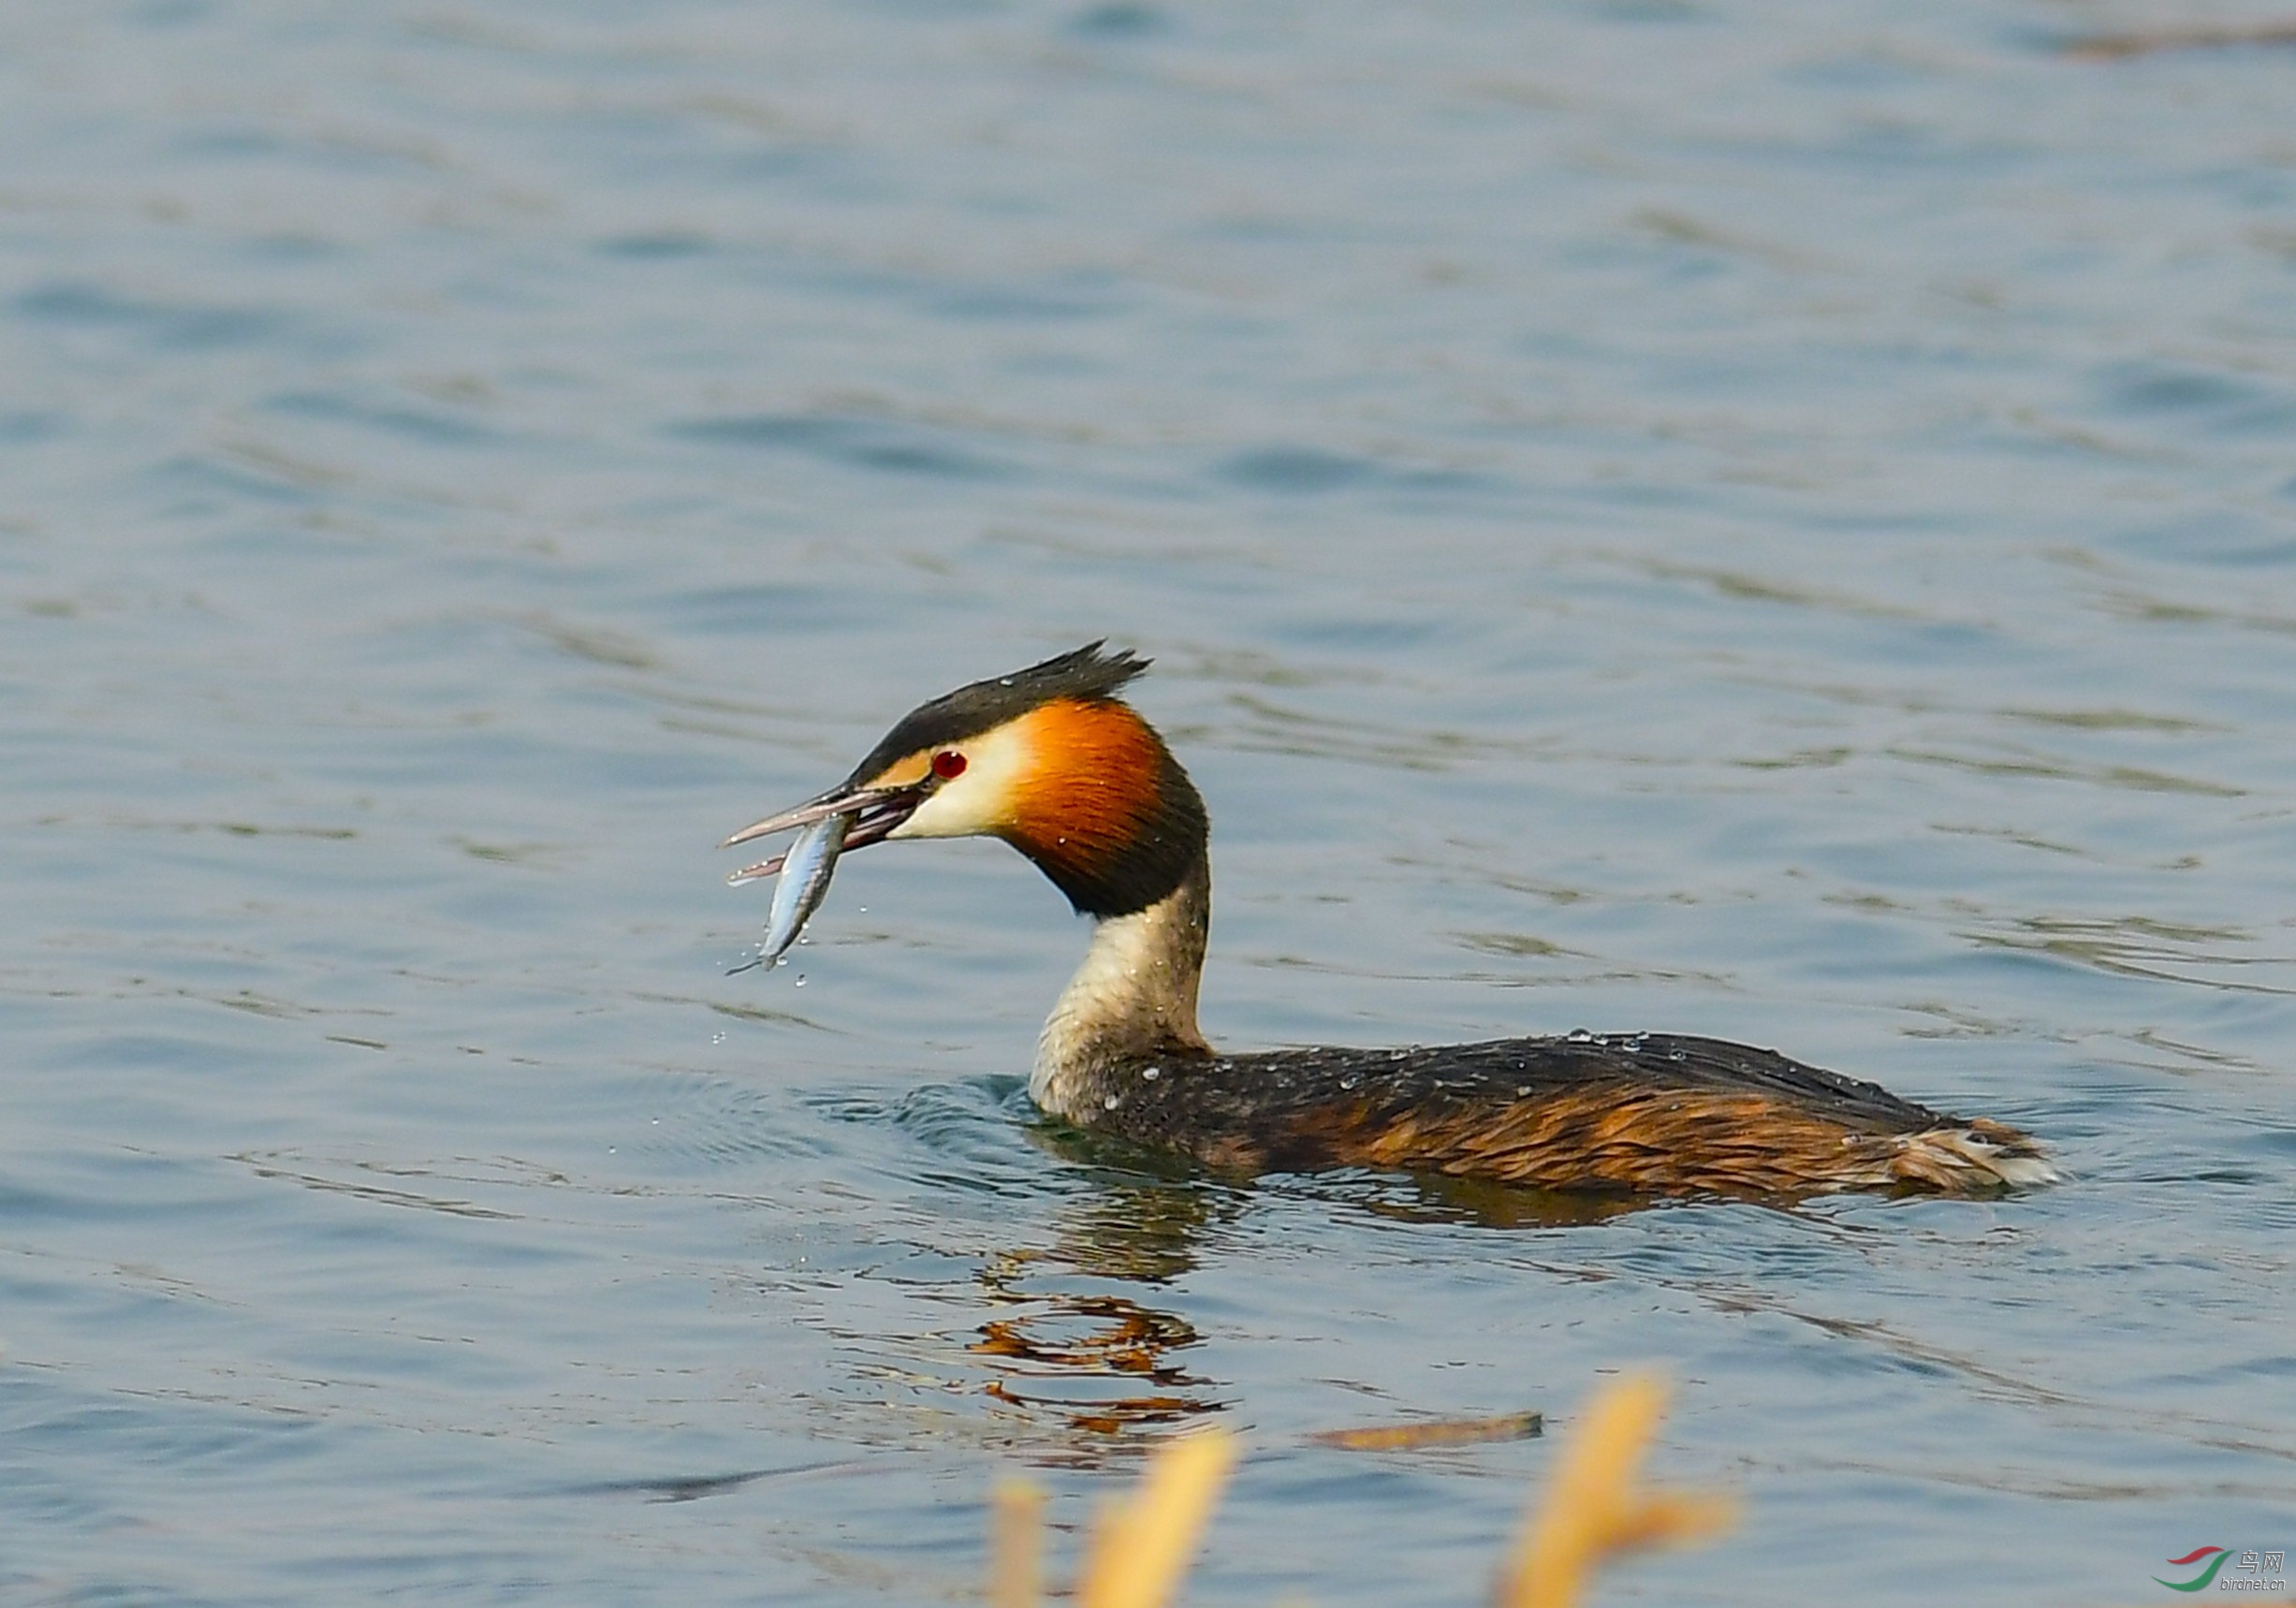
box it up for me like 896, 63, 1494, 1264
930, 750, 967, 780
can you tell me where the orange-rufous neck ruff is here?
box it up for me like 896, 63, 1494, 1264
1002, 697, 1166, 887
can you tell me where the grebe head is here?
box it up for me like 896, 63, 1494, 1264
723, 642, 1207, 918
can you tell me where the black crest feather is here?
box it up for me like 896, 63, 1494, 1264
844, 641, 1151, 787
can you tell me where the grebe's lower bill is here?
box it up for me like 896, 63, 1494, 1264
723, 644, 2055, 1200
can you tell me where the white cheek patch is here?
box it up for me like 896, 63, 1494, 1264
888, 721, 1036, 841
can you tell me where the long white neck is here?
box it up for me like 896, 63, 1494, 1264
1031, 855, 1212, 1121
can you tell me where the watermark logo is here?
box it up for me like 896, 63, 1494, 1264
2159, 1550, 2235, 1592
2156, 1549, 2286, 1594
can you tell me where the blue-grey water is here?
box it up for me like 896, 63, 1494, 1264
5, 2, 2295, 1602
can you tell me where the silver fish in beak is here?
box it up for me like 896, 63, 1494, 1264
751, 810, 851, 967
724, 775, 928, 970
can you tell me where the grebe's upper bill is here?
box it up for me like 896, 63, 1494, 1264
721, 781, 925, 884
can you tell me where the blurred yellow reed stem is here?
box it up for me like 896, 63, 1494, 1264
1077, 1428, 1240, 1608
986, 1374, 1729, 1608
1495, 1373, 1735, 1608
988, 1478, 1045, 1608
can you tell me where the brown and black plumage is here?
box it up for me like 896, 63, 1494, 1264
723, 644, 2054, 1200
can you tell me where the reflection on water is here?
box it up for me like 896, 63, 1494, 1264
1964, 912, 2296, 997
971, 1177, 1234, 1441
974, 1283, 1223, 1438
234, 1149, 541, 1221
1325, 1172, 1667, 1232
959, 1145, 1678, 1447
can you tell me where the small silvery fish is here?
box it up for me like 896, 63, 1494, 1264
759, 811, 852, 966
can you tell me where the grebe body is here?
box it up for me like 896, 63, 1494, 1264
724, 645, 2053, 1199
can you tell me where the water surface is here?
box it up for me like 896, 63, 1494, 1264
4, 1, 2294, 1602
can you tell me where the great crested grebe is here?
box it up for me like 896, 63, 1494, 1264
722, 644, 2055, 1198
